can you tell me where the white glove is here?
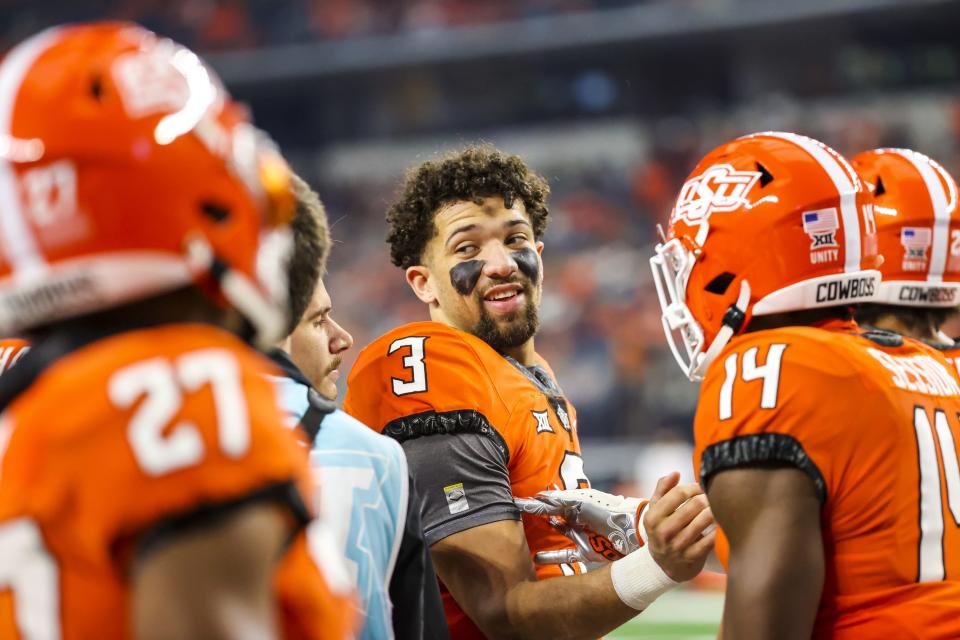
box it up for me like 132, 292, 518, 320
515, 488, 649, 565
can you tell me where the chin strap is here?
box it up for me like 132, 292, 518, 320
690, 279, 751, 381
184, 236, 286, 348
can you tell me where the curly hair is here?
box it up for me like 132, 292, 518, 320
286, 174, 331, 336
386, 144, 550, 269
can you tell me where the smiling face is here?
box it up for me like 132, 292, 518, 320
405, 196, 544, 354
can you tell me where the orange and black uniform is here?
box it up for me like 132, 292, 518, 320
0, 339, 29, 376
0, 323, 353, 639
931, 340, 960, 380
345, 321, 589, 639
695, 319, 960, 639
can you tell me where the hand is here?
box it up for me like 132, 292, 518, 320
514, 488, 647, 565
643, 472, 716, 582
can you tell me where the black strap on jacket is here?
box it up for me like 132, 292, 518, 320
265, 348, 336, 442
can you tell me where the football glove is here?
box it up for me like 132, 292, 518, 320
515, 489, 648, 565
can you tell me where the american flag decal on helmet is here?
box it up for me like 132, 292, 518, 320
802, 208, 840, 250
902, 226, 932, 271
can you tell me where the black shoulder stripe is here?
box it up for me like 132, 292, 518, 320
0, 327, 109, 413
299, 388, 336, 443
700, 433, 826, 504
382, 409, 510, 464
132, 480, 311, 569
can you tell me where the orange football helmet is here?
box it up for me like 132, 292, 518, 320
650, 132, 882, 380
851, 148, 960, 308
0, 22, 295, 344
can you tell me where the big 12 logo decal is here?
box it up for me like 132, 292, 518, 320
672, 164, 761, 227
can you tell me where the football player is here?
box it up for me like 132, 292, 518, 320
651, 131, 960, 638
0, 23, 352, 638
852, 149, 960, 368
345, 145, 715, 638
270, 176, 448, 639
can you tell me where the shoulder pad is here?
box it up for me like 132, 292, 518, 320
859, 328, 904, 348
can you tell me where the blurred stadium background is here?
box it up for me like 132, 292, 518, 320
7, 0, 960, 636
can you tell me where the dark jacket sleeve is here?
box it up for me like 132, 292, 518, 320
390, 474, 450, 640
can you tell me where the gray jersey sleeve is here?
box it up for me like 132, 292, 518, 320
401, 431, 520, 546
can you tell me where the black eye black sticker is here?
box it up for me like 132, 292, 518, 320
450, 260, 484, 295
512, 247, 540, 283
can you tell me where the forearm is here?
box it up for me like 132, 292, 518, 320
500, 565, 638, 640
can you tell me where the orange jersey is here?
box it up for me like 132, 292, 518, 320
345, 321, 588, 639
933, 342, 960, 380
694, 320, 960, 639
0, 323, 351, 639
0, 339, 29, 376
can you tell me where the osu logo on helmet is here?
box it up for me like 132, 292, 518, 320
0, 22, 296, 344
650, 132, 882, 380
852, 148, 960, 307
673, 164, 762, 228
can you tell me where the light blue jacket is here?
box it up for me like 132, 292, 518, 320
269, 363, 408, 640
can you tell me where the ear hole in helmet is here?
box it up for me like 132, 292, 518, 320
200, 201, 231, 223
705, 272, 736, 295
756, 162, 774, 188
89, 75, 104, 101
874, 176, 886, 196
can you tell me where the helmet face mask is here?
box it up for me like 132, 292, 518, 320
653, 131, 882, 380
650, 236, 706, 379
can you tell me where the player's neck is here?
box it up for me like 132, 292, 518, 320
428, 307, 537, 364
746, 307, 854, 333
28, 287, 246, 342
870, 313, 944, 345
501, 339, 536, 367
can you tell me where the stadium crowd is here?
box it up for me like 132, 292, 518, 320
4, 0, 663, 51
317, 95, 960, 440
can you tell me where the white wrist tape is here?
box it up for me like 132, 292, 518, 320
610, 546, 677, 611
638, 503, 650, 546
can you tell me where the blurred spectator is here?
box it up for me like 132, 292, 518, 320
1, 0, 651, 51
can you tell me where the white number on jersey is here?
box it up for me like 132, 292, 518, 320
914, 406, 960, 582
718, 344, 788, 420
559, 451, 590, 490
0, 518, 59, 639
108, 349, 249, 476
388, 336, 428, 396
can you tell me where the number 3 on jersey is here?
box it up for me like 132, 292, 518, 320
389, 337, 428, 396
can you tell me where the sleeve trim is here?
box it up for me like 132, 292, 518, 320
700, 433, 827, 504
383, 409, 510, 464
423, 507, 521, 546
133, 480, 311, 567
